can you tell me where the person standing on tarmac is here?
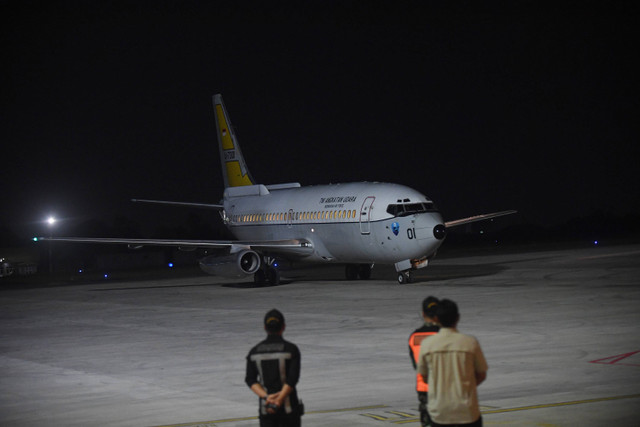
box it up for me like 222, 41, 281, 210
409, 296, 441, 427
245, 309, 303, 427
417, 299, 488, 427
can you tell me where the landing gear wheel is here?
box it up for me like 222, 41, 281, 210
256, 256, 281, 286
254, 269, 267, 286
267, 267, 280, 286
358, 264, 372, 280
398, 271, 412, 284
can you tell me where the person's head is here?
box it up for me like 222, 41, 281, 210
422, 296, 440, 321
436, 299, 459, 328
264, 309, 285, 334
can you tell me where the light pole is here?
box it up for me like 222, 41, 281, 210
47, 216, 56, 275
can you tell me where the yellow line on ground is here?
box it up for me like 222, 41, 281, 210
392, 394, 640, 424
152, 416, 256, 427
152, 395, 640, 426
481, 393, 640, 415
307, 404, 389, 414
151, 404, 389, 427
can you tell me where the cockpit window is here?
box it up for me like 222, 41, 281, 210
386, 202, 437, 217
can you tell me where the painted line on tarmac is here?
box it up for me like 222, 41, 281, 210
152, 396, 640, 426
480, 393, 640, 415
151, 404, 389, 427
389, 394, 640, 425
307, 403, 389, 414
361, 410, 418, 422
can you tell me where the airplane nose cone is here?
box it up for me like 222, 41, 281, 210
433, 224, 447, 240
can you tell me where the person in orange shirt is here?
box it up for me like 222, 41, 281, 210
408, 296, 440, 426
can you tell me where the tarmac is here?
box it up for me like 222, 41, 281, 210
1, 243, 639, 426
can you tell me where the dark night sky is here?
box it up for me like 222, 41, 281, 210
2, 1, 638, 242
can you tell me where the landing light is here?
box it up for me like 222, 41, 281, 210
168, 263, 174, 268
594, 240, 599, 246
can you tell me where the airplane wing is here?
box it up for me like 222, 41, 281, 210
444, 210, 517, 228
35, 237, 313, 257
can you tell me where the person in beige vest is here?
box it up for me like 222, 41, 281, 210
417, 299, 488, 427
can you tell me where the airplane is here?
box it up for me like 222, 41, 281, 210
37, 94, 516, 284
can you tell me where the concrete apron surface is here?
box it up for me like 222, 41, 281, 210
1, 244, 639, 426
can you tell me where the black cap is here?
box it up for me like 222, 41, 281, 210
264, 309, 285, 333
422, 296, 439, 317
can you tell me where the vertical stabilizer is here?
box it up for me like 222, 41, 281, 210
213, 94, 255, 188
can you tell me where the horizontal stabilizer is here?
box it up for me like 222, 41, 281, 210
224, 185, 270, 198
131, 199, 224, 209
445, 210, 517, 228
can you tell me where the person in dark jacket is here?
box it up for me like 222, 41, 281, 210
245, 309, 302, 427
409, 296, 440, 426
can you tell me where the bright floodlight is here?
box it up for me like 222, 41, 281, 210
47, 216, 56, 226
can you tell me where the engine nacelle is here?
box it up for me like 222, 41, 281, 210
199, 250, 261, 278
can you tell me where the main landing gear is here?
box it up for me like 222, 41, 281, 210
254, 257, 281, 286
397, 271, 412, 284
345, 264, 373, 280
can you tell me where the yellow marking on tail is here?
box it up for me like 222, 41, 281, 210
216, 105, 235, 150
226, 162, 253, 187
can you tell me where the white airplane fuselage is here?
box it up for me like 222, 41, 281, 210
223, 181, 445, 267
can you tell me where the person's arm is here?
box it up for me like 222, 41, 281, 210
245, 357, 259, 389
474, 338, 488, 386
250, 382, 268, 399
416, 347, 429, 384
475, 371, 487, 386
253, 382, 282, 414
266, 383, 294, 408
409, 342, 417, 369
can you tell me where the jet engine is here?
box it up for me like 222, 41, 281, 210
199, 250, 261, 278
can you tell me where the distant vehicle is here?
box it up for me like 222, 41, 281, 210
40, 94, 515, 284
1, 258, 14, 278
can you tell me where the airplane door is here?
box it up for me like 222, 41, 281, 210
287, 209, 294, 228
360, 197, 375, 235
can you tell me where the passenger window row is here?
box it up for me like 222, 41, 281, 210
232, 210, 359, 224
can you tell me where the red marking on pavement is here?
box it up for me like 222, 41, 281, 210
590, 351, 640, 366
